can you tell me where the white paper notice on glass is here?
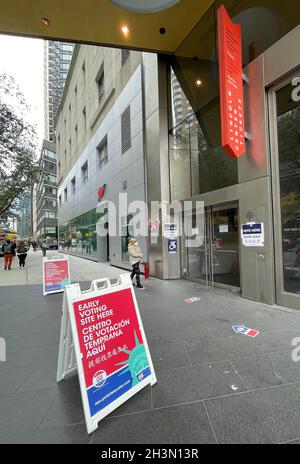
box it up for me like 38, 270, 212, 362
219, 224, 229, 233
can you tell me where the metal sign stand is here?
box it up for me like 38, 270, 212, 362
57, 274, 157, 435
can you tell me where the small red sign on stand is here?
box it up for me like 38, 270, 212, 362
218, 5, 245, 159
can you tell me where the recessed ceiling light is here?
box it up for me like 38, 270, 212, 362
196, 79, 202, 86
41, 18, 50, 26
121, 25, 130, 36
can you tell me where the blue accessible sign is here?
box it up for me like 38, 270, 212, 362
168, 239, 177, 254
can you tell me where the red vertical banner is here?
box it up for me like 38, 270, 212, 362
218, 5, 245, 159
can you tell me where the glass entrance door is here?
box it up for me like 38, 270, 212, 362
269, 72, 300, 309
211, 206, 240, 288
185, 203, 240, 289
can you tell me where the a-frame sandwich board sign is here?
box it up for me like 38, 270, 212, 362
43, 255, 71, 296
57, 273, 157, 434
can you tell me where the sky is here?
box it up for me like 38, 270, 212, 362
0, 34, 44, 145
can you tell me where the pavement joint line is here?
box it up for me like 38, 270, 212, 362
183, 343, 192, 368
228, 359, 250, 392
202, 400, 219, 444
84, 380, 300, 423
150, 383, 153, 409
35, 390, 60, 433
13, 365, 37, 394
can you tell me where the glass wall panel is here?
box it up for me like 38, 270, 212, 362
59, 208, 98, 259
276, 83, 300, 294
169, 81, 238, 201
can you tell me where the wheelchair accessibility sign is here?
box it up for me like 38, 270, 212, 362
168, 239, 177, 254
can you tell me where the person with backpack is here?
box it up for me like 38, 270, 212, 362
2, 238, 16, 270
41, 239, 49, 257
16, 240, 29, 268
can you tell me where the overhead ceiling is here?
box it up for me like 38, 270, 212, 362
0, 0, 215, 54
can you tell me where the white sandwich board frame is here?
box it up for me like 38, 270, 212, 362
43, 255, 71, 296
57, 274, 157, 435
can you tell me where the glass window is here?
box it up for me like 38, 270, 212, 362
121, 214, 135, 262
97, 136, 108, 169
122, 49, 130, 66
96, 67, 105, 102
44, 148, 56, 159
59, 208, 98, 258
276, 83, 300, 294
71, 177, 76, 194
44, 211, 57, 219
81, 161, 88, 183
169, 71, 238, 200
45, 174, 57, 184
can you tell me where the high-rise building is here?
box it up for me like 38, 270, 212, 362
35, 141, 58, 241
44, 41, 74, 142
16, 194, 31, 238
170, 68, 193, 128
33, 41, 74, 242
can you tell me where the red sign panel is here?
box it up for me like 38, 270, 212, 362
98, 184, 106, 201
43, 259, 70, 295
72, 288, 152, 417
218, 5, 245, 159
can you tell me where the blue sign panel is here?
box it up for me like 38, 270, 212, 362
168, 239, 177, 254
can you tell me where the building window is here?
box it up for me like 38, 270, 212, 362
81, 161, 88, 183
82, 106, 87, 132
45, 174, 57, 184
71, 176, 76, 194
44, 148, 56, 159
75, 124, 78, 144
96, 65, 105, 103
97, 136, 108, 169
122, 49, 130, 66
64, 187, 68, 202
82, 61, 86, 85
44, 211, 57, 219
121, 105, 131, 154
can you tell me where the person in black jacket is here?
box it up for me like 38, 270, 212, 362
16, 240, 28, 268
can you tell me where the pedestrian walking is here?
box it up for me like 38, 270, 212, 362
32, 240, 37, 252
128, 238, 144, 289
16, 240, 28, 268
41, 239, 49, 257
2, 238, 16, 270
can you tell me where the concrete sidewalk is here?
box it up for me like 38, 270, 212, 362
0, 250, 125, 286
0, 257, 300, 443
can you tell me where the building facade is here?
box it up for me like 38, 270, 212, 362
16, 194, 31, 238
56, 4, 300, 311
36, 141, 58, 240
44, 41, 74, 142
57, 46, 147, 268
